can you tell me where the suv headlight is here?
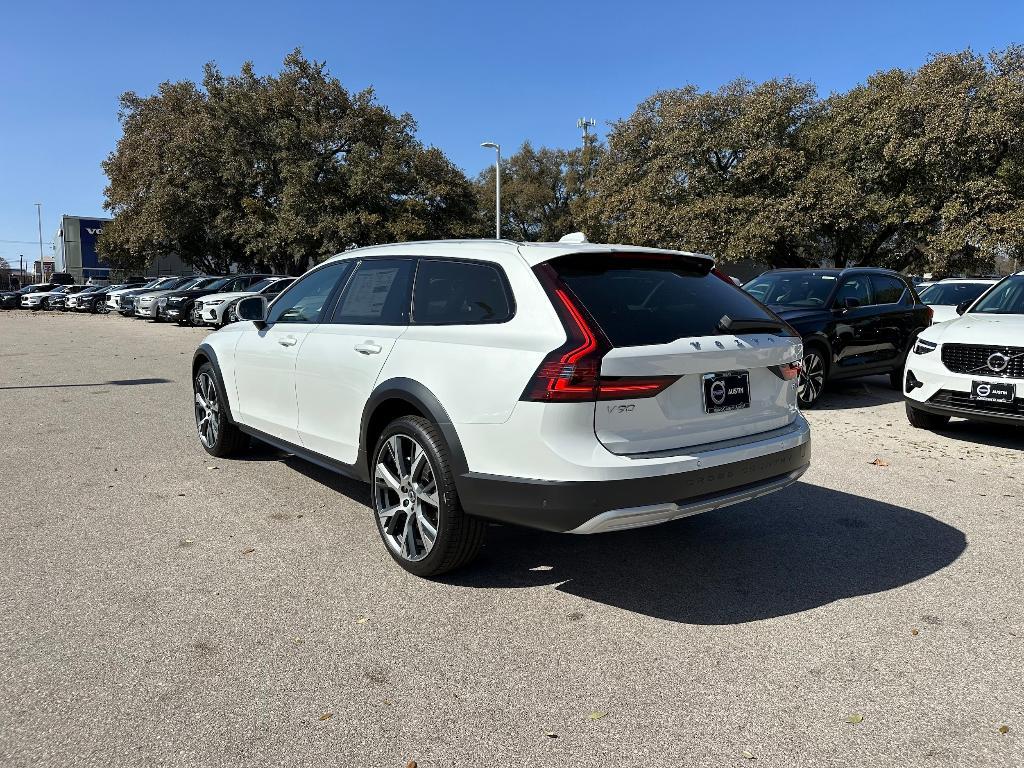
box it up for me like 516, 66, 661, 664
158, 297, 168, 307
204, 299, 224, 306
913, 338, 938, 355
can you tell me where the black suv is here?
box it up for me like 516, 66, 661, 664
744, 268, 932, 406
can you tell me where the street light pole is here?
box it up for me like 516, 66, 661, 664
34, 203, 44, 280
481, 142, 501, 239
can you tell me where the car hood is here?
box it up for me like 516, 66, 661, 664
198, 290, 252, 303
928, 304, 961, 324
163, 289, 218, 300
135, 289, 185, 300
767, 306, 831, 326
921, 312, 1024, 346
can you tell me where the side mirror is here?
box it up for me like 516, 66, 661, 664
236, 296, 268, 328
955, 301, 970, 316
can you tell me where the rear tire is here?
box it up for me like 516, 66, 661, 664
905, 401, 950, 430
371, 416, 484, 577
194, 362, 247, 457
797, 345, 828, 408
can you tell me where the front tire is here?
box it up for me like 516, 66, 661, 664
371, 416, 484, 577
194, 363, 247, 457
905, 401, 950, 430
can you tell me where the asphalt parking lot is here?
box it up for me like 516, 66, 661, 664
1, 311, 1022, 767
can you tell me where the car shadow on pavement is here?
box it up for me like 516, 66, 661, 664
446, 481, 967, 625
809, 376, 904, 411
930, 420, 1024, 451
0, 377, 172, 390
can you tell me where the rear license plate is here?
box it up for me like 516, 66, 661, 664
972, 380, 1015, 403
702, 371, 751, 413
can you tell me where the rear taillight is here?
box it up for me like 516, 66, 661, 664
521, 266, 679, 402
778, 362, 801, 381
925, 305, 934, 323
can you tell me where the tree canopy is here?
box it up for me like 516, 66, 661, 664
101, 50, 478, 274
100, 47, 1024, 276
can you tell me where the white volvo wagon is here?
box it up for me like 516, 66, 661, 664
192, 240, 812, 576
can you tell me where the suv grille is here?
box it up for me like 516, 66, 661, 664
941, 344, 1024, 379
929, 389, 1024, 418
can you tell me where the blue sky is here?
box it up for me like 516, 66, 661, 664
1, 0, 1021, 266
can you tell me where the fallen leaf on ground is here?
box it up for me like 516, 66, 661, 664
241, 547, 255, 554
741, 749, 756, 760
868, 458, 890, 467
844, 713, 864, 724
588, 711, 607, 721
406, 762, 418, 768
319, 712, 333, 721
999, 725, 1010, 734
911, 628, 919, 636
356, 615, 369, 624
544, 731, 558, 739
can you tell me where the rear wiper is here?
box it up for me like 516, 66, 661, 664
716, 315, 787, 334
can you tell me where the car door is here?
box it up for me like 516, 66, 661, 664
232, 261, 353, 444
829, 275, 878, 375
295, 258, 416, 463
868, 274, 913, 367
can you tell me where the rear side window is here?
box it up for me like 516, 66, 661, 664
331, 259, 415, 325
412, 259, 512, 324
870, 275, 908, 305
549, 254, 782, 346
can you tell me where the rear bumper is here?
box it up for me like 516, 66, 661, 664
457, 430, 811, 533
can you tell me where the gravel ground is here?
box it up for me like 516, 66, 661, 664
1, 310, 1022, 768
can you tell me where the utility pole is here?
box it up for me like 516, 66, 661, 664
576, 117, 596, 144
481, 142, 501, 239
35, 203, 44, 281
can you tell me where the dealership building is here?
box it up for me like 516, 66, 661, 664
55, 215, 190, 283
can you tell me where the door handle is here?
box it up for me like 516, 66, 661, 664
278, 336, 298, 347
354, 341, 382, 355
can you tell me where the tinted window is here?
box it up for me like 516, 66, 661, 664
919, 282, 993, 306
743, 272, 837, 307
268, 261, 352, 324
971, 276, 1024, 314
870, 275, 908, 305
263, 278, 293, 294
835, 277, 871, 307
551, 254, 784, 347
331, 259, 414, 325
412, 259, 512, 324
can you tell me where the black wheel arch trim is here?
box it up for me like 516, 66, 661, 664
192, 343, 236, 425
360, 378, 469, 484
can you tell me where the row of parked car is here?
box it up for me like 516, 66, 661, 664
0, 274, 295, 327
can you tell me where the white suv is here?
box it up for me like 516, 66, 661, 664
905, 272, 1024, 429
192, 240, 811, 576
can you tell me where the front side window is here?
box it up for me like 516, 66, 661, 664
869, 275, 908, 305
834, 277, 871, 307
412, 259, 512, 324
268, 261, 352, 324
970, 276, 1024, 315
330, 259, 415, 325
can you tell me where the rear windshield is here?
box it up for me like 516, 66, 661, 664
550, 254, 784, 346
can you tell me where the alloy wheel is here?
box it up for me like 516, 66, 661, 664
797, 351, 825, 405
373, 434, 440, 562
194, 372, 220, 448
